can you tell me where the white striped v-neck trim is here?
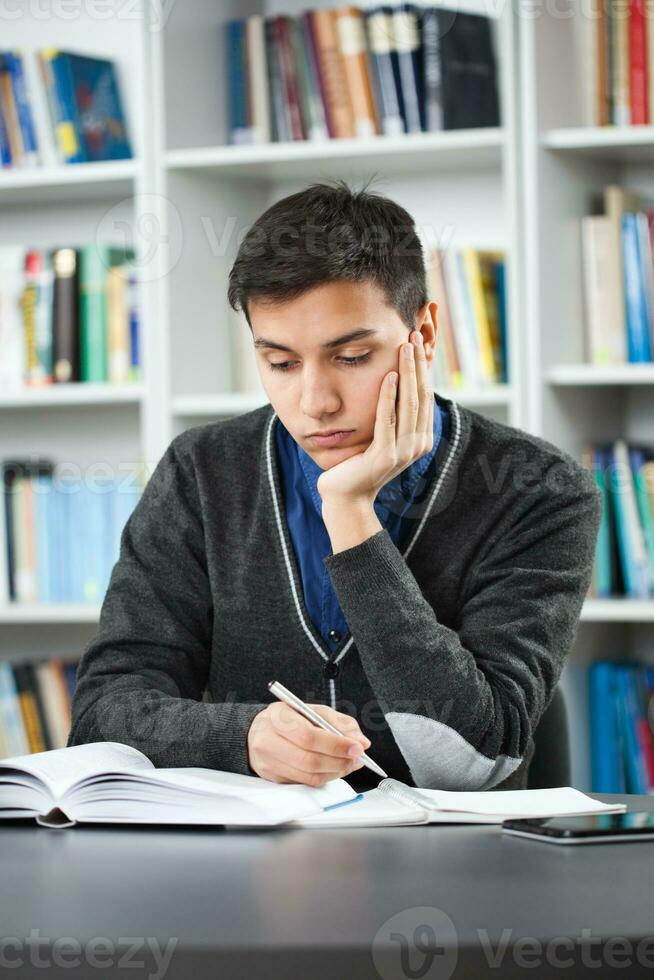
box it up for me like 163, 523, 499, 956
265, 399, 464, 709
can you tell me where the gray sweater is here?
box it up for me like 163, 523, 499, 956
67, 394, 602, 793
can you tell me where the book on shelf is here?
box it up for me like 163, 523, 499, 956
1, 458, 142, 606
0, 740, 625, 829
577, 0, 654, 126
0, 657, 78, 759
582, 440, 654, 599
581, 186, 654, 365
0, 48, 131, 168
0, 243, 140, 392
590, 660, 654, 793
425, 246, 508, 389
225, 3, 500, 145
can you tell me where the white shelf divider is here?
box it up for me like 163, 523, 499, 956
0, 384, 145, 409
546, 364, 654, 386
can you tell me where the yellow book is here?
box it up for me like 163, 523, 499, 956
462, 249, 496, 384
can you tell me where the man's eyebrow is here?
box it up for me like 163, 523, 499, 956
253, 328, 379, 352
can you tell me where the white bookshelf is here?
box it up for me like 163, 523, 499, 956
521, 0, 654, 789
2, 0, 652, 787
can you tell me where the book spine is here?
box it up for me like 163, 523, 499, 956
52, 248, 79, 383
622, 213, 652, 362
264, 16, 290, 142
612, 0, 631, 125
274, 15, 305, 140
462, 248, 496, 383
0, 53, 24, 164
392, 3, 424, 133
6, 52, 38, 166
107, 264, 130, 384
12, 664, 46, 754
364, 7, 405, 136
422, 7, 443, 131
335, 5, 379, 138
312, 7, 356, 139
79, 245, 110, 383
298, 13, 329, 140
246, 15, 271, 143
226, 20, 252, 144
628, 0, 649, 124
589, 661, 622, 792
44, 50, 85, 163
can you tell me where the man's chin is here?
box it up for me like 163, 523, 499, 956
309, 442, 367, 468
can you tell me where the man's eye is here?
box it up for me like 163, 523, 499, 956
267, 353, 371, 372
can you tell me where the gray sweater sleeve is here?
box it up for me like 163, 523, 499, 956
323, 460, 602, 791
67, 438, 266, 774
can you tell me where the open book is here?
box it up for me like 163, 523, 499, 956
0, 742, 361, 829
293, 778, 628, 827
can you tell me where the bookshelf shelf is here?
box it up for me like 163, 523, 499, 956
546, 365, 654, 386
542, 127, 654, 163
581, 599, 654, 623
0, 160, 141, 206
0, 604, 101, 625
165, 130, 505, 181
0, 384, 145, 410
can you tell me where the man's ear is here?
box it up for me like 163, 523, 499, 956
414, 302, 438, 362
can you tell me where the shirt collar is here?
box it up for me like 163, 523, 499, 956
293, 395, 443, 519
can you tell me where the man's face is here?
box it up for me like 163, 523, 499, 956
250, 279, 434, 469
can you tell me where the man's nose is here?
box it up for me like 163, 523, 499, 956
299, 367, 341, 417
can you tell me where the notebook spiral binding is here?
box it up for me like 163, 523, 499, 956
377, 778, 429, 809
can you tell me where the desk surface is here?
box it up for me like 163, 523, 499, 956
2, 793, 654, 980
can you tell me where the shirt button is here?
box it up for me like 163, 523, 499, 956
328, 629, 342, 643
324, 661, 340, 679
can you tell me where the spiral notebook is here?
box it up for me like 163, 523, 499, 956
293, 778, 628, 827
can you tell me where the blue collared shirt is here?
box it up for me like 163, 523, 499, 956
275, 398, 449, 652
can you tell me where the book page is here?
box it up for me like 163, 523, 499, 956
409, 785, 627, 817
0, 742, 153, 802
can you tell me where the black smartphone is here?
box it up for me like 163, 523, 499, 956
502, 810, 654, 845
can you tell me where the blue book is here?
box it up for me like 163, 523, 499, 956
622, 212, 653, 363
392, 4, 424, 132
226, 19, 250, 144
34, 474, 52, 602
63, 662, 77, 705
50, 51, 131, 163
592, 448, 613, 597
615, 664, 649, 795
45, 51, 85, 163
364, 7, 404, 136
0, 83, 11, 165
494, 261, 508, 383
6, 51, 38, 162
589, 661, 625, 793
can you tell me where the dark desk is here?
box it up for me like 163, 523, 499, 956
2, 793, 653, 980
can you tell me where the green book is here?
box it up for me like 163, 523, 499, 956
78, 244, 110, 382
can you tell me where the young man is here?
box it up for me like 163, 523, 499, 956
68, 181, 601, 794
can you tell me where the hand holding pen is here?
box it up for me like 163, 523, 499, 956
246, 681, 387, 786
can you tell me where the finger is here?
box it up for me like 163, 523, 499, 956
372, 368, 398, 454
397, 335, 419, 455
270, 707, 367, 758
414, 332, 432, 444
265, 759, 356, 787
312, 706, 371, 747
278, 738, 364, 775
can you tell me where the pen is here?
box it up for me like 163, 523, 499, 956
268, 680, 388, 779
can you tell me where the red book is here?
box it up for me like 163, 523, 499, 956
274, 16, 304, 140
629, 0, 649, 124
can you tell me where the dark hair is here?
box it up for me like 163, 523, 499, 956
227, 179, 427, 331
